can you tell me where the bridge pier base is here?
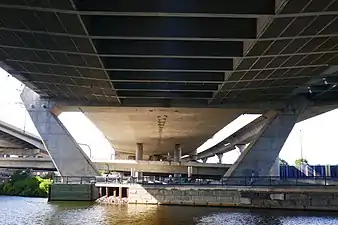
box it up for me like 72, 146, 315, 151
225, 106, 305, 179
135, 143, 143, 181
216, 153, 223, 164
269, 157, 280, 177
174, 144, 182, 178
20, 87, 99, 177
189, 149, 198, 161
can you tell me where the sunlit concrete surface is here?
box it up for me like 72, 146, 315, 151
83, 107, 246, 156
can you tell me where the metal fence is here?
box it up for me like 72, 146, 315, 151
93, 175, 338, 187
53, 176, 96, 184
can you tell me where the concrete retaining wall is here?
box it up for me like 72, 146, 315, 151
49, 184, 99, 201
128, 185, 338, 211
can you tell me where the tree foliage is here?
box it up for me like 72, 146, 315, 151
280, 159, 288, 165
0, 170, 51, 197
295, 158, 308, 166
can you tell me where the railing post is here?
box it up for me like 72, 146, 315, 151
66, 176, 68, 184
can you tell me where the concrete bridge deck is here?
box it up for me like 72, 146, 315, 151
0, 158, 229, 176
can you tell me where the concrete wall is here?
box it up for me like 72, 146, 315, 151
49, 184, 99, 201
128, 185, 338, 211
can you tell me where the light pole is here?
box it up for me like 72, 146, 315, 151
300, 129, 303, 160
78, 143, 92, 159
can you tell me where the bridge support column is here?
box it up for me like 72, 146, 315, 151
173, 144, 182, 162
236, 144, 246, 153
119, 186, 122, 200
225, 107, 304, 179
216, 153, 223, 164
190, 149, 198, 161
325, 165, 331, 177
136, 143, 143, 160
202, 158, 207, 163
269, 157, 280, 177
135, 143, 143, 181
187, 166, 193, 180
20, 87, 99, 177
174, 144, 182, 178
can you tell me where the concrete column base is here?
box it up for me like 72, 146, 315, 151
216, 153, 223, 164
225, 109, 303, 178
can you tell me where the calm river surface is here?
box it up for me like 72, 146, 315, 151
1, 196, 338, 225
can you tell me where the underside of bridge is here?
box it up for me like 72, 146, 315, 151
1, 0, 338, 176
0, 120, 47, 157
83, 107, 245, 156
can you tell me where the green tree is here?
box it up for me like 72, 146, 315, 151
295, 158, 308, 166
280, 159, 288, 165
0, 170, 52, 197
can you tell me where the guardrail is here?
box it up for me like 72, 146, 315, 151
98, 175, 338, 187
53, 175, 338, 186
53, 176, 96, 184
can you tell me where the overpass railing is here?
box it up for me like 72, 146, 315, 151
52, 175, 338, 186
95, 175, 338, 187
53, 176, 96, 184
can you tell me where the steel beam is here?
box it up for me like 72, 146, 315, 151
10, 70, 319, 84
2, 3, 338, 18
69, 0, 121, 104
4, 43, 338, 59
2, 26, 338, 42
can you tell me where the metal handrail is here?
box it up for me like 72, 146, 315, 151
92, 175, 338, 187
53, 176, 96, 184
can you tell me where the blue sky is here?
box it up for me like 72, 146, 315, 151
0, 68, 337, 165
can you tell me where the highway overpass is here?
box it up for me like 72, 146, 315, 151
0, 120, 47, 157
0, 158, 229, 177
0, 0, 337, 178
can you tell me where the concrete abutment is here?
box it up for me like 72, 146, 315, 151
20, 87, 99, 177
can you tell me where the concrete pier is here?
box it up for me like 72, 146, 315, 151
20, 87, 99, 177
135, 143, 144, 180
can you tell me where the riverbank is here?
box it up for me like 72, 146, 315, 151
0, 170, 51, 197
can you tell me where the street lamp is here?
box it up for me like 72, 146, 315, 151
78, 143, 92, 159
299, 129, 303, 160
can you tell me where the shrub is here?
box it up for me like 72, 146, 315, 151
0, 170, 52, 197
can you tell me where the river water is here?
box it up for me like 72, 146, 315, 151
1, 196, 338, 225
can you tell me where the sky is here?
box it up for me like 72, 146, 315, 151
0, 68, 338, 165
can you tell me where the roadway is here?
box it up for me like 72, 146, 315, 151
0, 158, 229, 176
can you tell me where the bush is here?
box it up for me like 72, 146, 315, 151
0, 170, 51, 197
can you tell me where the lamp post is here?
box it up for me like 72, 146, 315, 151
78, 143, 92, 159
300, 129, 303, 160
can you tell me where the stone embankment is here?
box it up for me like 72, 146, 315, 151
96, 196, 128, 204
127, 185, 338, 211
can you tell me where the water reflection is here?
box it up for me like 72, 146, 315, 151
0, 196, 338, 225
